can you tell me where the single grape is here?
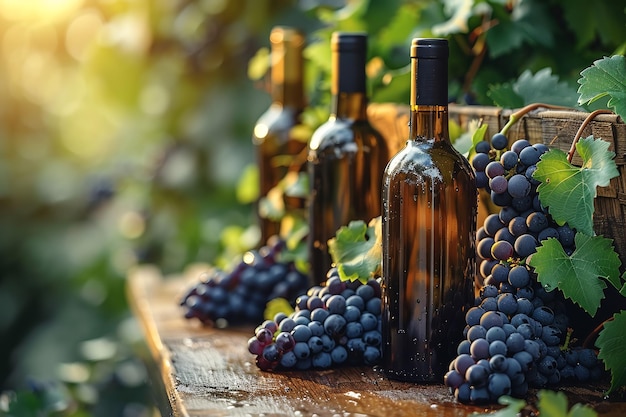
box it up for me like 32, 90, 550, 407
538, 227, 559, 241
455, 382, 472, 403
444, 370, 465, 389
467, 325, 487, 342
485, 161, 505, 179
526, 211, 549, 233
455, 353, 476, 375
331, 345, 348, 364
496, 292, 518, 315
275, 332, 296, 352
489, 176, 508, 194
484, 213, 506, 236
326, 294, 346, 314
508, 265, 530, 288
511, 139, 531, 155
475, 140, 491, 154
324, 314, 347, 339
488, 372, 512, 398
500, 150, 519, 170
480, 311, 504, 329
491, 240, 514, 261
508, 174, 531, 198
519, 146, 541, 166
477, 237, 495, 259
345, 295, 365, 311
514, 234, 538, 258
532, 306, 555, 325
466, 364, 490, 387
491, 133, 509, 150
489, 340, 508, 357
508, 217, 528, 237
472, 152, 491, 172
506, 332, 525, 353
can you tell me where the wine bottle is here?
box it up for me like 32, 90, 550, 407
252, 26, 307, 245
307, 32, 390, 284
380, 38, 477, 382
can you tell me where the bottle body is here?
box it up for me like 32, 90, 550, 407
380, 38, 477, 382
308, 116, 388, 282
253, 27, 307, 244
307, 33, 389, 284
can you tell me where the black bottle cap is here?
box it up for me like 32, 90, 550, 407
331, 32, 367, 94
410, 38, 448, 105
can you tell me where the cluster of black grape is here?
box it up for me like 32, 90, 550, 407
444, 132, 604, 404
180, 236, 310, 327
248, 268, 383, 371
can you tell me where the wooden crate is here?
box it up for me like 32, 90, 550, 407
448, 105, 626, 269
369, 103, 626, 268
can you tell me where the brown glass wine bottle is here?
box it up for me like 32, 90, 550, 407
381, 38, 477, 382
252, 26, 307, 245
307, 32, 390, 284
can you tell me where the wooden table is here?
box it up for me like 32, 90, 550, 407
127, 264, 626, 417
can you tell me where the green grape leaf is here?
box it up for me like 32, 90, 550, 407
533, 137, 619, 236
264, 297, 294, 321
529, 234, 622, 317
473, 396, 526, 417
537, 390, 597, 417
328, 217, 382, 283
488, 68, 579, 108
236, 163, 259, 204
247, 47, 270, 81
577, 55, 626, 120
596, 310, 626, 394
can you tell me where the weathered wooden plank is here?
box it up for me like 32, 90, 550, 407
128, 265, 626, 417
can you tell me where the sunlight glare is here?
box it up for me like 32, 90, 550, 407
0, 0, 84, 23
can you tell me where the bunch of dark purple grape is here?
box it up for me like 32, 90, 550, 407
444, 133, 604, 404
180, 236, 310, 327
248, 268, 383, 371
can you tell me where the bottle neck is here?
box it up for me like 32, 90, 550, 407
409, 104, 449, 142
271, 80, 304, 109
270, 29, 305, 109
330, 33, 367, 120
331, 92, 368, 120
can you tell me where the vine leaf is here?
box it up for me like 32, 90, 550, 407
537, 390, 597, 417
328, 217, 382, 283
533, 137, 619, 236
578, 55, 626, 120
596, 310, 626, 394
528, 234, 622, 317
488, 68, 579, 108
473, 396, 525, 417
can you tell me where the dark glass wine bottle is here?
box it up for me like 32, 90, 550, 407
307, 32, 390, 284
380, 38, 477, 382
253, 26, 307, 245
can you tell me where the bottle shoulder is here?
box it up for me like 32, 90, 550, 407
254, 105, 300, 132
309, 118, 385, 151
385, 139, 475, 182
253, 105, 301, 144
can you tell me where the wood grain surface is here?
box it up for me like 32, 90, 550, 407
127, 264, 626, 417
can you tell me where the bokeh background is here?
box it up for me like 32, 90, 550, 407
0, 0, 624, 415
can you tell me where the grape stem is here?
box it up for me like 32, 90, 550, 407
567, 109, 615, 163
499, 103, 572, 137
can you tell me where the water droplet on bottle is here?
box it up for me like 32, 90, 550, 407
416, 298, 421, 304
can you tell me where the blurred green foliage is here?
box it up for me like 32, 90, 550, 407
0, 0, 624, 415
